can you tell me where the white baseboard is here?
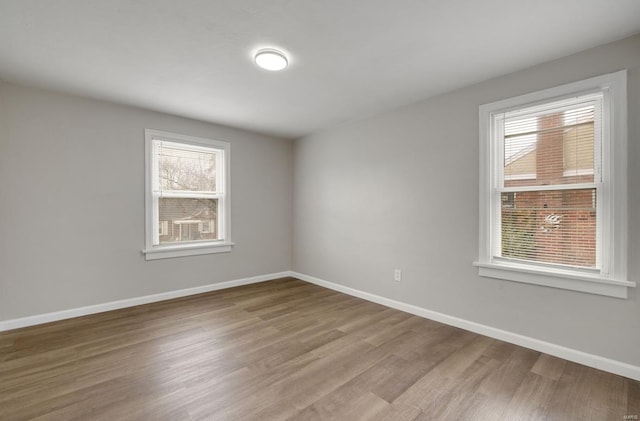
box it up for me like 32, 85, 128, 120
0, 271, 291, 332
3, 270, 638, 381
291, 271, 640, 381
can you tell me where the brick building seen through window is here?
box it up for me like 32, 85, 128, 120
501, 107, 597, 268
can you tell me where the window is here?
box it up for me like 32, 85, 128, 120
475, 71, 635, 298
143, 130, 232, 260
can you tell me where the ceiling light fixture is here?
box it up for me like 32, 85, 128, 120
254, 48, 288, 71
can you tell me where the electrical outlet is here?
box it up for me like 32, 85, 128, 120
394, 269, 402, 282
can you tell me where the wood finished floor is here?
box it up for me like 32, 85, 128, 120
1, 278, 638, 421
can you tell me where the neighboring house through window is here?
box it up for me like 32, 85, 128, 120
143, 129, 232, 260
475, 71, 635, 298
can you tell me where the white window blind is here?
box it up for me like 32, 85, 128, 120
152, 140, 224, 246
495, 95, 602, 270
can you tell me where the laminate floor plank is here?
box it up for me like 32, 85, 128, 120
628, 380, 640, 415
291, 388, 390, 421
373, 402, 423, 421
1, 277, 637, 420
545, 361, 629, 421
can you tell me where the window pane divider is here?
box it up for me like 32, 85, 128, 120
153, 191, 222, 199
497, 182, 599, 193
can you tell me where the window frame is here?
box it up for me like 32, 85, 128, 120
474, 71, 635, 298
143, 129, 232, 260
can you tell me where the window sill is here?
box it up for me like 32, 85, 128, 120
143, 242, 234, 260
473, 261, 636, 298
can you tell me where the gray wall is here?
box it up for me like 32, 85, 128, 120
2, 33, 638, 368
0, 82, 293, 320
292, 34, 640, 366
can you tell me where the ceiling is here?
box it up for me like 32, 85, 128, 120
1, 1, 639, 139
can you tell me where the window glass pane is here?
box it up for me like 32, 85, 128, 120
504, 133, 536, 181
503, 105, 595, 187
157, 141, 217, 192
501, 189, 596, 268
158, 198, 218, 244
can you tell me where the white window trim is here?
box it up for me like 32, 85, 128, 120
474, 70, 635, 298
143, 129, 233, 260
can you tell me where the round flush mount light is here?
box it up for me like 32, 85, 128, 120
254, 48, 288, 71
